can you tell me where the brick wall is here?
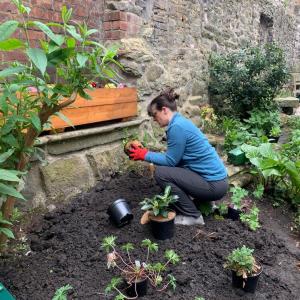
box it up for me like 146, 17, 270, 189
0, 1, 143, 63
0, 0, 106, 63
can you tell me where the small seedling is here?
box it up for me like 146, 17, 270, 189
52, 284, 73, 300
102, 236, 180, 299
253, 184, 264, 200
240, 206, 261, 231
229, 186, 249, 210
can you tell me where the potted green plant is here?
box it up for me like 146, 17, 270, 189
269, 126, 281, 143
240, 206, 260, 231
227, 187, 251, 221
140, 186, 178, 240
224, 245, 262, 293
102, 236, 179, 298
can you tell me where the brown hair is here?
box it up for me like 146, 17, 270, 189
147, 88, 179, 117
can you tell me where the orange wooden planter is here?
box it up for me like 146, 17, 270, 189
49, 87, 137, 129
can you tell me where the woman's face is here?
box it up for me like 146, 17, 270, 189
151, 106, 171, 127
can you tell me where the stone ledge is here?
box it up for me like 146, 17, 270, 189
275, 97, 299, 108
36, 118, 148, 155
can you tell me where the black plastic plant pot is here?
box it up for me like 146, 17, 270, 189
107, 199, 133, 227
232, 267, 263, 293
150, 217, 175, 240
126, 278, 148, 297
227, 206, 241, 221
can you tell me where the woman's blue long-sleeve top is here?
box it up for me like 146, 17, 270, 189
145, 113, 227, 181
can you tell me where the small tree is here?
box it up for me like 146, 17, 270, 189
0, 0, 121, 246
208, 43, 289, 119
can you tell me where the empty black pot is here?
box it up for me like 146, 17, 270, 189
227, 207, 241, 221
150, 217, 175, 240
126, 278, 148, 297
232, 267, 263, 293
107, 199, 133, 227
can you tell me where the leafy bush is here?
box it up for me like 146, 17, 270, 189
209, 43, 289, 119
241, 143, 300, 205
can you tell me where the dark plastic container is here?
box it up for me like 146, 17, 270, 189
227, 148, 247, 166
150, 217, 175, 240
107, 199, 133, 227
232, 267, 263, 293
126, 278, 148, 297
227, 206, 241, 221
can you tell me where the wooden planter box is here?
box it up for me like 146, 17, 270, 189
50, 87, 137, 129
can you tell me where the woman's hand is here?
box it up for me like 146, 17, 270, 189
129, 144, 148, 160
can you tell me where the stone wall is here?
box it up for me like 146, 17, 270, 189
115, 0, 297, 123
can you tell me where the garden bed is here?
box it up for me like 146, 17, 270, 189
0, 171, 299, 300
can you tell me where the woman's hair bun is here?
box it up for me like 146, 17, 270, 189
160, 88, 179, 102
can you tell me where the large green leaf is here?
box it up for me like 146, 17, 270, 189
32, 21, 64, 46
0, 38, 24, 51
66, 25, 83, 42
0, 169, 22, 182
29, 113, 42, 132
0, 228, 15, 239
26, 48, 47, 75
0, 20, 19, 42
0, 149, 14, 163
0, 183, 25, 200
0, 66, 26, 78
259, 143, 275, 159
53, 112, 74, 128
76, 53, 88, 68
47, 48, 74, 65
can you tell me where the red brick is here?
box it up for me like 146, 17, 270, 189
0, 2, 17, 13
28, 30, 45, 40
103, 21, 112, 31
104, 31, 112, 39
110, 30, 126, 40
128, 24, 140, 35
112, 21, 128, 31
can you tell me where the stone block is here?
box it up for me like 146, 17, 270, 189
275, 97, 299, 108
41, 156, 94, 203
86, 144, 125, 181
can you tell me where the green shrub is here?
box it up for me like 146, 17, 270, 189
208, 43, 289, 119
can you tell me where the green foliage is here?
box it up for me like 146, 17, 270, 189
52, 284, 73, 300
224, 245, 257, 278
101, 235, 117, 252
197, 201, 213, 216
141, 239, 158, 253
102, 236, 179, 299
244, 109, 281, 138
253, 183, 264, 200
230, 187, 248, 210
241, 143, 300, 205
209, 43, 289, 119
140, 186, 178, 218
281, 129, 300, 162
240, 206, 261, 231
0, 212, 14, 240
0, 0, 122, 242
195, 297, 205, 300
217, 202, 228, 216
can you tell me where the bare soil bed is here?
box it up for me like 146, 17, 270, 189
1, 171, 300, 300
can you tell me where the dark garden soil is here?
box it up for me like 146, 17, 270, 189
1, 171, 300, 300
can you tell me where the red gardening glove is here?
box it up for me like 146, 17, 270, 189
129, 144, 148, 161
